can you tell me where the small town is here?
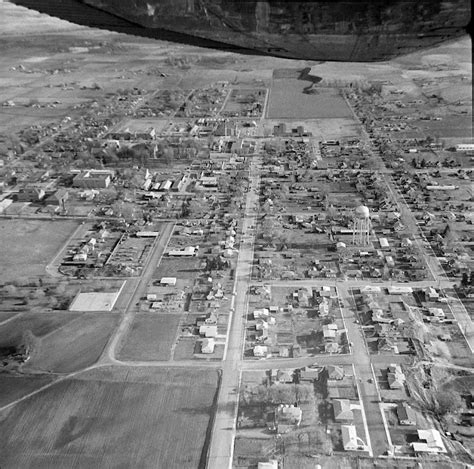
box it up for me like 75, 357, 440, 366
0, 2, 472, 469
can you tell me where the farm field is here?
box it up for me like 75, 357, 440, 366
267, 78, 353, 119
117, 313, 181, 361
0, 374, 54, 407
0, 312, 82, 347
25, 313, 119, 373
0, 367, 219, 469
0, 219, 79, 283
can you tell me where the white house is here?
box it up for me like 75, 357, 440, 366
341, 425, 366, 451
412, 429, 446, 453
201, 338, 215, 354
253, 345, 268, 357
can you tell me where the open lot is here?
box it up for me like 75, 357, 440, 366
117, 313, 181, 361
25, 313, 119, 373
0, 219, 78, 283
0, 366, 219, 469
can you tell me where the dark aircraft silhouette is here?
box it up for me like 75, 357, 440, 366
9, 0, 472, 61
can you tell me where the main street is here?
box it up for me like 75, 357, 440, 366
207, 155, 261, 469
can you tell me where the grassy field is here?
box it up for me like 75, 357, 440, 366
0, 374, 54, 407
155, 257, 203, 280
0, 219, 79, 283
267, 80, 353, 119
0, 312, 82, 347
25, 313, 119, 373
0, 367, 219, 469
117, 313, 181, 361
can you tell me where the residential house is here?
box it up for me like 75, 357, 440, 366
327, 365, 345, 380
325, 342, 340, 354
199, 325, 218, 338
275, 404, 302, 433
169, 246, 198, 257
16, 185, 45, 202
378, 337, 398, 353
201, 338, 215, 354
253, 308, 270, 319
323, 323, 338, 341
318, 298, 329, 317
45, 188, 69, 208
0, 198, 13, 214
254, 345, 268, 357
333, 399, 354, 422
427, 307, 445, 320
387, 364, 406, 389
258, 461, 278, 469
299, 367, 321, 382
397, 403, 416, 426
412, 429, 446, 453
341, 425, 366, 451
276, 369, 294, 384
425, 286, 439, 301
205, 312, 218, 324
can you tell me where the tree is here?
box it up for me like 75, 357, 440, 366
461, 272, 469, 288
434, 390, 462, 417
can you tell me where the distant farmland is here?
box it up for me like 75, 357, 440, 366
267, 80, 353, 119
0, 367, 219, 468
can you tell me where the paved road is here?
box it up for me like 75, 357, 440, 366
98, 222, 175, 364
207, 155, 261, 469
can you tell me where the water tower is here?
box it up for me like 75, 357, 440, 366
352, 205, 371, 246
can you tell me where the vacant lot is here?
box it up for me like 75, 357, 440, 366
155, 257, 202, 279
0, 367, 219, 469
0, 219, 79, 283
117, 313, 181, 361
25, 313, 119, 373
267, 79, 353, 119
